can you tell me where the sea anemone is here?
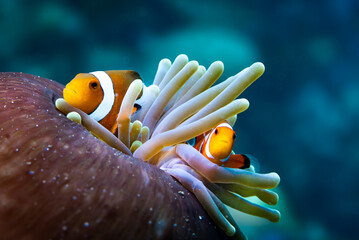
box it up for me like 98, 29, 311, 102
55, 54, 281, 239
0, 73, 238, 239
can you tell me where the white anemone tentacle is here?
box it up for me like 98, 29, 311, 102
164, 167, 236, 237
57, 55, 281, 239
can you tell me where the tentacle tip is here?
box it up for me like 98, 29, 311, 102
189, 60, 199, 68
271, 210, 281, 223
213, 61, 224, 69
55, 98, 65, 108
225, 224, 236, 236
267, 196, 279, 206
270, 172, 281, 185
236, 98, 250, 110
133, 79, 143, 85
133, 120, 142, 125
252, 62, 265, 73
177, 54, 189, 60
148, 85, 160, 96
66, 111, 82, 124
271, 192, 280, 205
160, 58, 171, 65
130, 140, 142, 154
242, 98, 250, 109
198, 65, 206, 72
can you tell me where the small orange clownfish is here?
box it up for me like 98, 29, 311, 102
63, 70, 142, 133
192, 121, 250, 169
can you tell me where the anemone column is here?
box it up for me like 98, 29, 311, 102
0, 73, 231, 240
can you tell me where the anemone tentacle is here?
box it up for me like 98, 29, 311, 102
151, 67, 249, 136
129, 120, 142, 145
181, 62, 264, 126
167, 65, 206, 108
133, 99, 249, 161
132, 85, 159, 123
55, 98, 132, 156
164, 167, 236, 236
205, 181, 281, 223
158, 54, 188, 90
165, 61, 223, 114
55, 54, 281, 240
219, 183, 279, 205
142, 60, 199, 134
153, 58, 171, 86
117, 79, 143, 148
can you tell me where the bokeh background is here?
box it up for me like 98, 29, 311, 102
1, 0, 358, 239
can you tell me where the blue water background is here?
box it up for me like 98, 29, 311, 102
1, 0, 358, 239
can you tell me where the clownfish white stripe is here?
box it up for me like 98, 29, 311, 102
88, 71, 115, 121
205, 130, 215, 159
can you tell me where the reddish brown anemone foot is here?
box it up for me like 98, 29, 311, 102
0, 73, 236, 240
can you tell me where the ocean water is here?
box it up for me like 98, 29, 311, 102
0, 0, 358, 239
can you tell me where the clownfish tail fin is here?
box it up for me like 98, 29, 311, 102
223, 154, 251, 169
241, 154, 251, 169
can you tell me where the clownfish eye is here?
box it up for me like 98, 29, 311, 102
214, 129, 218, 134
233, 133, 236, 140
89, 81, 98, 90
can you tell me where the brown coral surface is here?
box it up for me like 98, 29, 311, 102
0, 73, 232, 240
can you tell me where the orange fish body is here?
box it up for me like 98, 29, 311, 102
63, 70, 141, 133
193, 122, 250, 169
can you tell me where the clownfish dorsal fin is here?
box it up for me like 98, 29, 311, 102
106, 70, 143, 116
107, 70, 142, 99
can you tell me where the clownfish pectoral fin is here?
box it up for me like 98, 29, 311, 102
131, 103, 142, 115
222, 154, 251, 169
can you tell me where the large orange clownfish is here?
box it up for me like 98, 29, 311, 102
63, 70, 142, 133
192, 121, 250, 169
